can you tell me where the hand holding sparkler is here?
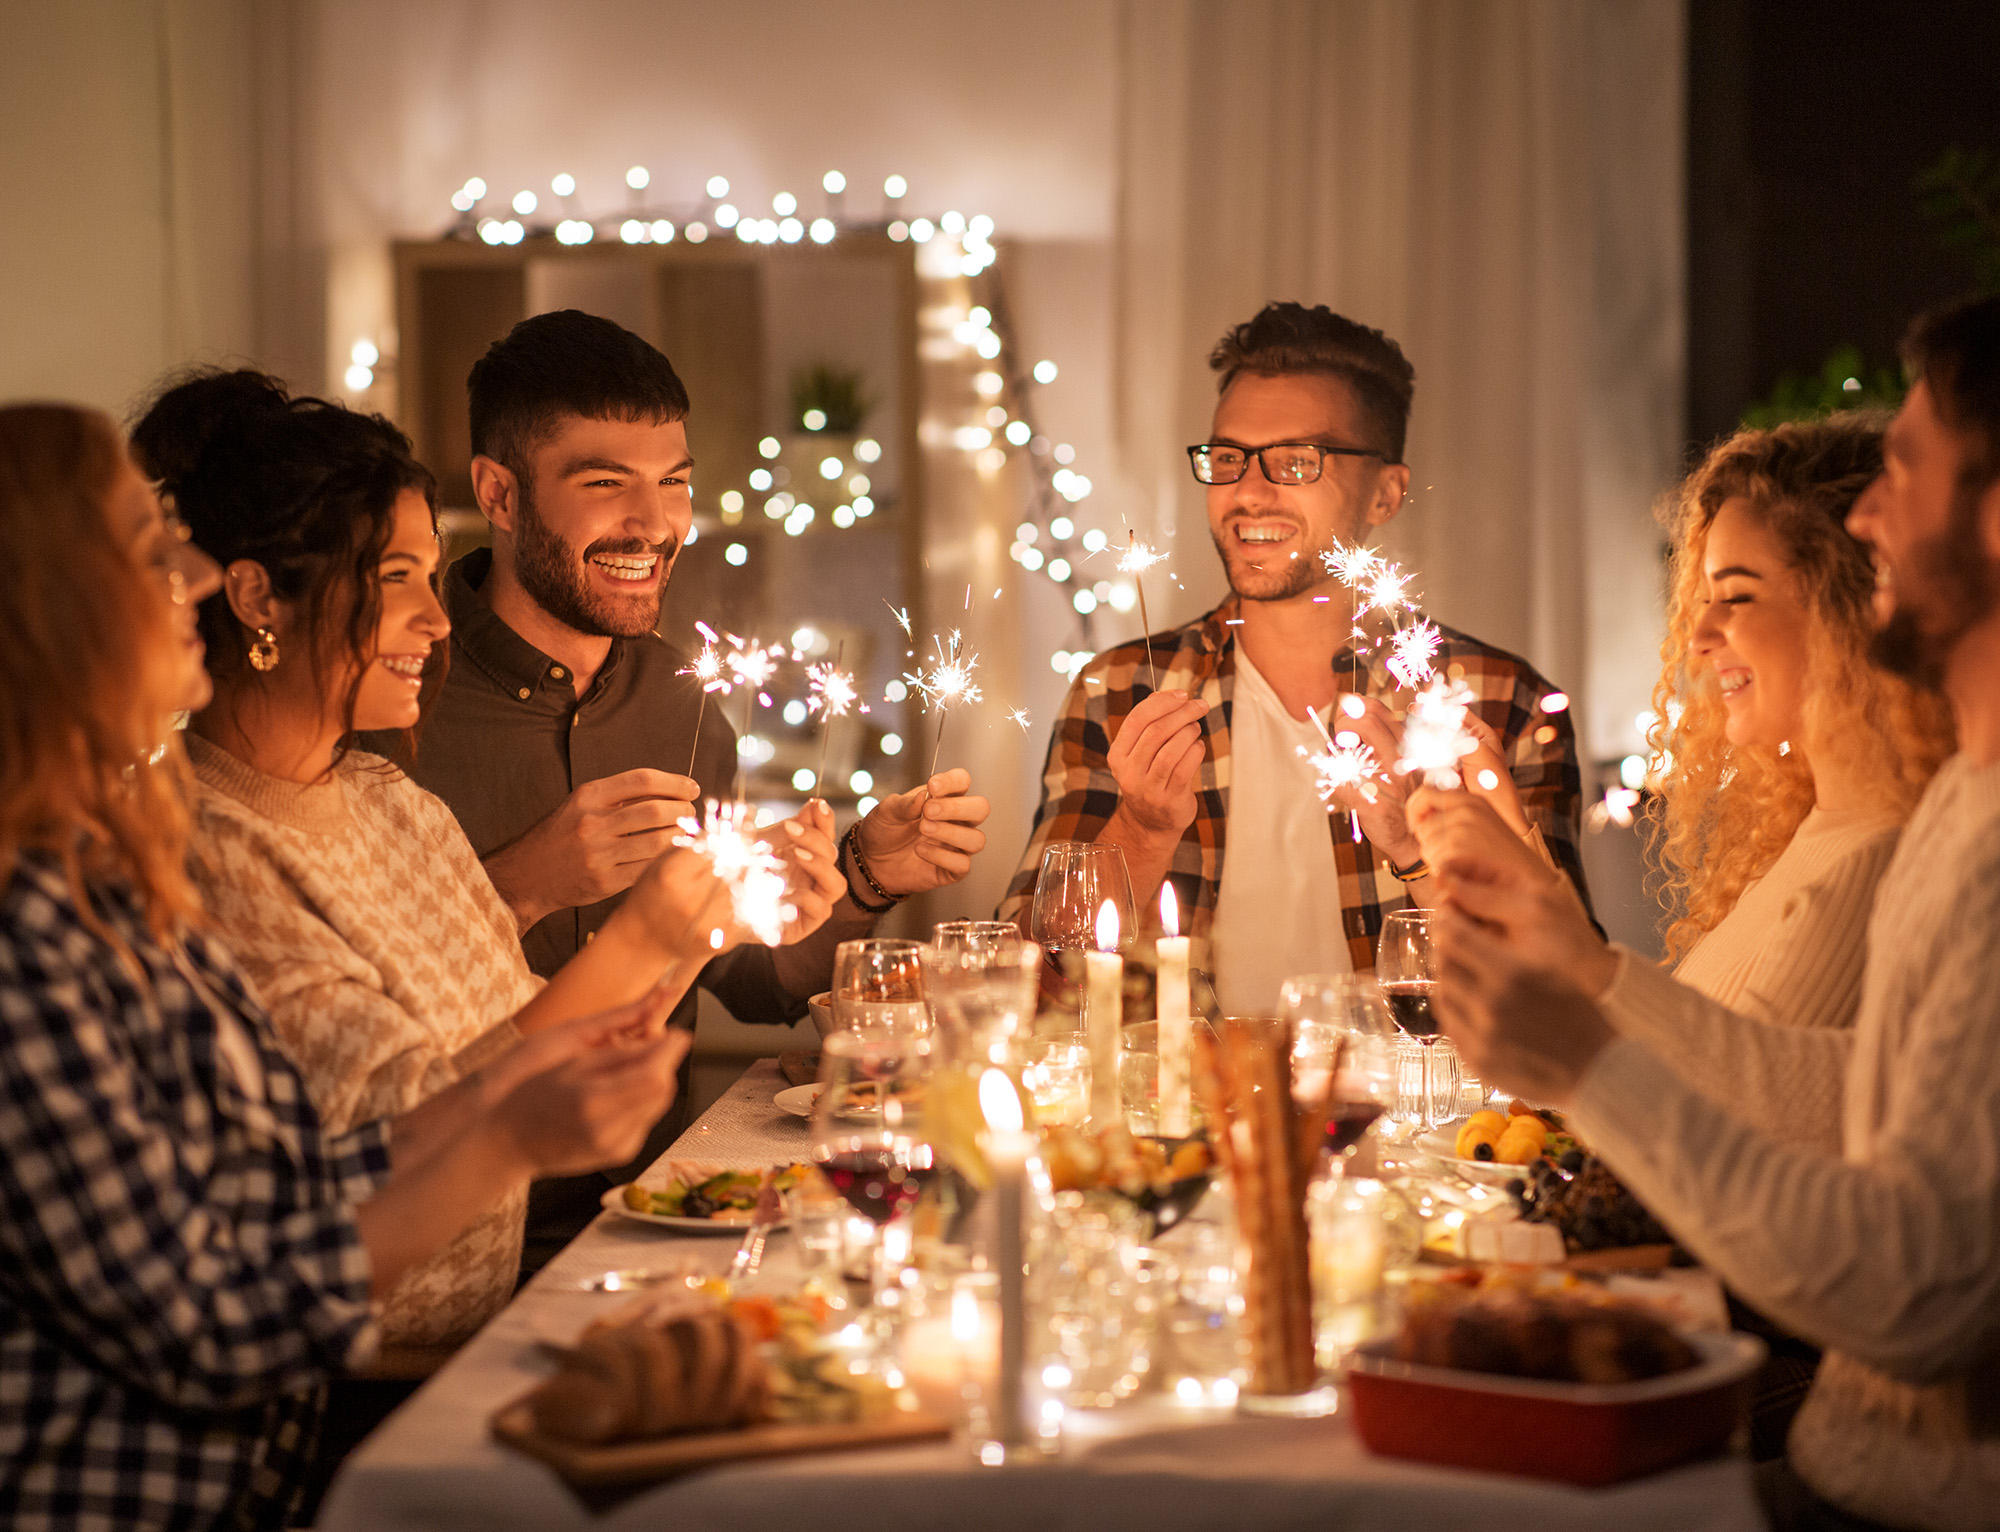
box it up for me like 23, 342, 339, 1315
1104, 690, 1208, 839
482, 767, 700, 932
844, 767, 992, 900
670, 799, 842, 949
1311, 692, 1425, 866
1408, 787, 1611, 995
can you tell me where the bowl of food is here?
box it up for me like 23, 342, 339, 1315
807, 992, 834, 1040
1344, 1285, 1762, 1486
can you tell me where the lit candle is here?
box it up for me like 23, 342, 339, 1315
978, 1069, 1031, 1448
1084, 901, 1123, 1126
1156, 884, 1192, 1138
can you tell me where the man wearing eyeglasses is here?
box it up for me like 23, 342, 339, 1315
1000, 302, 1587, 1007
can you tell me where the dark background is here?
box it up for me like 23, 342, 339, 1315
1686, 0, 2000, 448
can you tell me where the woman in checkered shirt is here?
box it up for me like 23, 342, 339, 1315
0, 403, 696, 1529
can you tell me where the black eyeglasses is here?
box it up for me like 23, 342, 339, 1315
1186, 440, 1392, 486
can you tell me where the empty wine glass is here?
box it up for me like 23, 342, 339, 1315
1028, 842, 1138, 957
812, 1029, 936, 1310
931, 919, 1022, 958
1375, 910, 1449, 1129
924, 935, 1040, 1066
831, 937, 931, 1036
1278, 974, 1397, 1171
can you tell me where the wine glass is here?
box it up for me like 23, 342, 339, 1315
923, 935, 1040, 1066
930, 919, 1022, 959
1278, 974, 1397, 1172
1027, 842, 1138, 956
811, 1029, 937, 1311
1376, 909, 1450, 1130
830, 937, 931, 1036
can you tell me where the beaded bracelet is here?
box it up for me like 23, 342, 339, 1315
839, 823, 902, 913
1388, 855, 1431, 884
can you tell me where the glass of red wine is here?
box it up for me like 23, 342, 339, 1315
811, 1028, 936, 1312
1279, 974, 1397, 1172
1376, 909, 1450, 1130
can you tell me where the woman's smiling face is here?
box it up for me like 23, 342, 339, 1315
1692, 495, 1812, 755
345, 489, 448, 733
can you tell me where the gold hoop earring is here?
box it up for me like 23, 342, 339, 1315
247, 627, 280, 672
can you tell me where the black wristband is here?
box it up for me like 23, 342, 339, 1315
839, 823, 902, 913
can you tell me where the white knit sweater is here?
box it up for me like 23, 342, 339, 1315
1572, 755, 2000, 1530
1600, 807, 1900, 1151
185, 735, 539, 1351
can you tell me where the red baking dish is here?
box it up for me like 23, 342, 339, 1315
1343, 1331, 1764, 1487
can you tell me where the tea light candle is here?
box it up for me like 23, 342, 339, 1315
1084, 900, 1122, 1125
1156, 883, 1192, 1137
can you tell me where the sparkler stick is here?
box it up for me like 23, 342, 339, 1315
705, 633, 782, 799
808, 642, 856, 800
1302, 705, 1379, 843
1118, 531, 1168, 691
677, 622, 725, 777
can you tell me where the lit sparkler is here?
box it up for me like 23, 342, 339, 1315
1362, 562, 1418, 618
1386, 619, 1443, 689
677, 621, 726, 775
1321, 542, 1383, 588
1395, 674, 1481, 789
904, 630, 984, 778
1117, 529, 1167, 689
807, 647, 856, 799
1007, 707, 1033, 732
711, 634, 785, 792
1304, 707, 1378, 842
675, 799, 796, 947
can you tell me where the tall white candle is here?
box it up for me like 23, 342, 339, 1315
1084, 900, 1123, 1126
1156, 883, 1193, 1138
978, 1069, 1030, 1448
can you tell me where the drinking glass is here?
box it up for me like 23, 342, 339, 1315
1028, 842, 1138, 956
831, 937, 931, 1035
1278, 974, 1397, 1170
1376, 910, 1449, 1129
811, 1029, 936, 1310
931, 919, 1023, 958
923, 935, 1040, 1066
1021, 1038, 1091, 1127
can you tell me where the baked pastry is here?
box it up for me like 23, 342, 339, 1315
1396, 1288, 1699, 1384
528, 1305, 767, 1445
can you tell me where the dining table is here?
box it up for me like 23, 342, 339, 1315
317, 1057, 1771, 1532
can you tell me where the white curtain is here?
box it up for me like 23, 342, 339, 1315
1113, 0, 1686, 766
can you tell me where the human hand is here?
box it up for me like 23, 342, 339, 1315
483, 768, 701, 929
1457, 714, 1532, 835
623, 845, 743, 960
491, 1002, 694, 1178
1322, 693, 1422, 866
1106, 690, 1207, 841
765, 800, 845, 942
1408, 788, 1615, 996
849, 768, 991, 898
1434, 908, 1613, 1107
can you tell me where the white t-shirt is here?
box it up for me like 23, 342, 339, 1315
1209, 648, 1351, 1015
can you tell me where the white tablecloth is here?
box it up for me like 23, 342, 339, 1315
318, 1060, 1769, 1532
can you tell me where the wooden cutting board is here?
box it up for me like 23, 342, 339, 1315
778, 1050, 820, 1088
490, 1397, 951, 1488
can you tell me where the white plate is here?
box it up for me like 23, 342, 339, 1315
774, 1083, 822, 1118
601, 1161, 789, 1234
1417, 1122, 1540, 1184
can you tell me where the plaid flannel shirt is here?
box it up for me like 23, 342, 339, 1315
0, 854, 387, 1532
999, 596, 1589, 973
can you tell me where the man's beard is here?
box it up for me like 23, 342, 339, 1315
1869, 475, 1998, 686
1210, 525, 1330, 603
513, 480, 674, 639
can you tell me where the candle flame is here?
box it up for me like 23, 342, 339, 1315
978, 1067, 1023, 1133
1159, 880, 1179, 938
1094, 899, 1120, 953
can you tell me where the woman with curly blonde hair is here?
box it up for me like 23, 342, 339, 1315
1648, 415, 1955, 970
1414, 413, 1954, 1153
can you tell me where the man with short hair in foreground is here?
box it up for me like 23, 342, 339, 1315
1420, 293, 2000, 1532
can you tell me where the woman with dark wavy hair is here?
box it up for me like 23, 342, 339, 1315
0, 401, 694, 1531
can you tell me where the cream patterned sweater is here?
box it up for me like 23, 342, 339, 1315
1598, 807, 1900, 1152
185, 735, 539, 1351
1573, 756, 2000, 1530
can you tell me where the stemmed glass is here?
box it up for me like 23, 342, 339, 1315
1027, 842, 1138, 957
923, 935, 1040, 1067
831, 937, 931, 1036
811, 1029, 937, 1312
1376, 909, 1449, 1130
1279, 974, 1398, 1171
930, 919, 1022, 959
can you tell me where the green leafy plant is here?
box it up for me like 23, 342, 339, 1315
1739, 345, 1902, 429
789, 364, 872, 435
